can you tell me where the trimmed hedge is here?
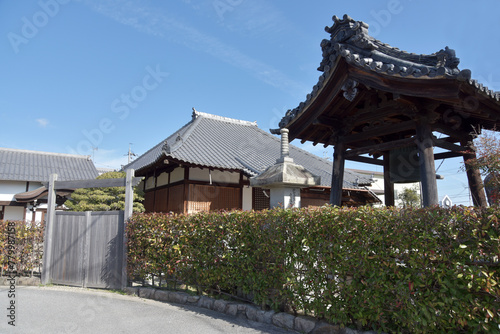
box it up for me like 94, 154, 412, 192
0, 220, 44, 276
127, 206, 500, 333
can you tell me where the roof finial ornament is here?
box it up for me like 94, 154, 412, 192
162, 140, 171, 154
342, 79, 359, 102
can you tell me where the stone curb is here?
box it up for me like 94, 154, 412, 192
0, 276, 41, 286
124, 287, 383, 334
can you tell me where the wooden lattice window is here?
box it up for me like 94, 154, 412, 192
253, 188, 270, 211
188, 184, 241, 213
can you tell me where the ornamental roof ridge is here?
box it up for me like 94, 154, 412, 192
0, 147, 92, 160
319, 14, 463, 75
192, 109, 258, 127
277, 14, 500, 129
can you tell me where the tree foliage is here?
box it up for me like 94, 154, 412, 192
464, 130, 500, 205
398, 186, 420, 208
64, 171, 145, 212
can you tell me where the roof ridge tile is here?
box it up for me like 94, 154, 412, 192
0, 147, 91, 160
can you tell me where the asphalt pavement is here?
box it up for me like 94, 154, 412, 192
0, 285, 296, 333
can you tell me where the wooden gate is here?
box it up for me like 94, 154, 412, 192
41, 169, 141, 289
47, 211, 125, 288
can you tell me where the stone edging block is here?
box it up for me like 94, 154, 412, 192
126, 286, 385, 334
0, 277, 41, 286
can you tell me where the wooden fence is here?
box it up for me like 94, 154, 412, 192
47, 211, 125, 289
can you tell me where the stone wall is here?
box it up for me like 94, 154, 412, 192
124, 286, 383, 334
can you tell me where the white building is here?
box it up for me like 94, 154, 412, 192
0, 148, 98, 222
348, 169, 421, 207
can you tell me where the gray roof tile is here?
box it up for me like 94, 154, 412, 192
0, 148, 99, 182
124, 111, 372, 188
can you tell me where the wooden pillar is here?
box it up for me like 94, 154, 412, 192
330, 141, 345, 206
41, 173, 57, 285
124, 169, 134, 222
461, 137, 487, 207
183, 166, 189, 213
383, 152, 395, 206
416, 120, 439, 207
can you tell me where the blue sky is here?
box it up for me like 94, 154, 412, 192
1, 0, 499, 205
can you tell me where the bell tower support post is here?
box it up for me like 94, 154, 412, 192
461, 136, 487, 207
330, 140, 345, 206
416, 119, 439, 207
383, 152, 395, 206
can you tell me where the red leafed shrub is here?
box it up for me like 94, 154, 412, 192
127, 206, 499, 333
0, 220, 44, 276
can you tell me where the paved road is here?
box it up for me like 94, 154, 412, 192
0, 286, 296, 333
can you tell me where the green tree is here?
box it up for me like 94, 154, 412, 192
397, 186, 420, 208
464, 130, 500, 205
64, 171, 145, 212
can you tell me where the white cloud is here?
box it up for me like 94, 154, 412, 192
86, 148, 127, 170
83, 0, 307, 96
36, 118, 49, 127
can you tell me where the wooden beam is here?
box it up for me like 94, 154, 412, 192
434, 151, 464, 160
432, 138, 468, 152
416, 120, 439, 207
345, 155, 384, 166
330, 141, 346, 206
53, 177, 143, 190
343, 120, 416, 144
345, 137, 415, 158
432, 121, 469, 139
288, 69, 349, 141
351, 100, 404, 123
313, 115, 339, 127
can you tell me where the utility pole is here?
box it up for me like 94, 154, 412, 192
126, 143, 137, 163
92, 146, 98, 162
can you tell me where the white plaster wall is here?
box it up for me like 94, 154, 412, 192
4, 206, 25, 221
170, 167, 184, 183
28, 181, 43, 191
189, 168, 210, 182
212, 170, 239, 184
34, 210, 43, 223
242, 186, 252, 211
270, 187, 301, 209
0, 181, 28, 201
157, 172, 169, 187
145, 176, 155, 190
189, 168, 239, 184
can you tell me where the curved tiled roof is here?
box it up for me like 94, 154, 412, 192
124, 110, 372, 188
279, 14, 500, 129
0, 148, 98, 182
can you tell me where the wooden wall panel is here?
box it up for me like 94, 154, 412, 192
154, 188, 168, 213
144, 191, 155, 212
167, 184, 184, 213
301, 198, 329, 208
